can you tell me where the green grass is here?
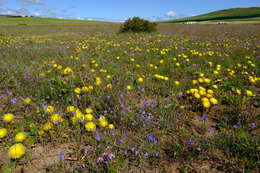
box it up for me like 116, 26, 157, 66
0, 17, 112, 25
0, 22, 259, 172
160, 7, 260, 23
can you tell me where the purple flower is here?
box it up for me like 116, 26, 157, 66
233, 124, 239, 129
155, 152, 160, 157
10, 98, 17, 104
58, 153, 65, 159
146, 135, 158, 144
196, 147, 202, 151
42, 104, 47, 110
120, 149, 127, 154
151, 104, 156, 108
78, 118, 83, 122
95, 131, 101, 141
176, 93, 182, 99
120, 92, 126, 97
201, 113, 207, 121
250, 123, 256, 127
144, 152, 149, 158
84, 148, 90, 155
117, 139, 124, 144
96, 156, 104, 163
130, 147, 137, 154
107, 153, 115, 160
188, 138, 194, 146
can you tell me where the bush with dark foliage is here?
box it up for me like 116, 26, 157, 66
119, 17, 157, 33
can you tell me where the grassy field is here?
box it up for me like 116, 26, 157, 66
0, 20, 259, 173
0, 17, 111, 25
161, 7, 260, 23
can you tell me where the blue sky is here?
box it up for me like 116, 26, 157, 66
0, 0, 259, 21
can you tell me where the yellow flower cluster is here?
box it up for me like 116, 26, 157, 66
186, 86, 218, 109
154, 74, 169, 81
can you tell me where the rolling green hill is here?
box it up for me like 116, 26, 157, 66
160, 7, 260, 23
0, 16, 111, 25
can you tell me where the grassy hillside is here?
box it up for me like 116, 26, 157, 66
161, 7, 260, 23
0, 17, 111, 25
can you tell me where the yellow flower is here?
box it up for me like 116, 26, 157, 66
199, 90, 206, 96
43, 122, 53, 131
201, 97, 209, 103
15, 132, 27, 142
0, 128, 7, 138
108, 124, 115, 129
85, 122, 96, 132
126, 85, 132, 90
206, 94, 213, 98
107, 83, 113, 89
85, 108, 93, 114
24, 97, 31, 104
137, 77, 144, 83
82, 86, 89, 92
198, 78, 204, 83
236, 89, 241, 95
50, 114, 63, 123
246, 90, 253, 97
3, 113, 14, 123
176, 62, 180, 67
85, 114, 93, 121
45, 106, 54, 114
57, 65, 62, 70
67, 106, 76, 113
63, 67, 72, 74
95, 77, 102, 85
74, 88, 81, 94
204, 78, 211, 83
192, 80, 198, 85
199, 73, 204, 77
213, 71, 219, 75
75, 111, 84, 121
202, 101, 211, 108
210, 98, 218, 105
194, 93, 201, 99
207, 89, 214, 95
99, 116, 108, 127
174, 81, 180, 86
38, 130, 45, 136
8, 143, 26, 159
212, 85, 218, 89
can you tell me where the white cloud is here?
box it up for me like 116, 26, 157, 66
0, 8, 30, 16
166, 11, 177, 18
35, 7, 68, 18
17, 0, 44, 5
34, 12, 40, 16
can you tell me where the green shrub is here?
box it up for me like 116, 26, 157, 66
119, 17, 157, 33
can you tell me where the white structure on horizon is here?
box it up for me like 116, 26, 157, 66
185, 21, 197, 24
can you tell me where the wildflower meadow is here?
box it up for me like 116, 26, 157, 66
0, 23, 259, 172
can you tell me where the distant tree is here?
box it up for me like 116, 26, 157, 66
119, 17, 157, 33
